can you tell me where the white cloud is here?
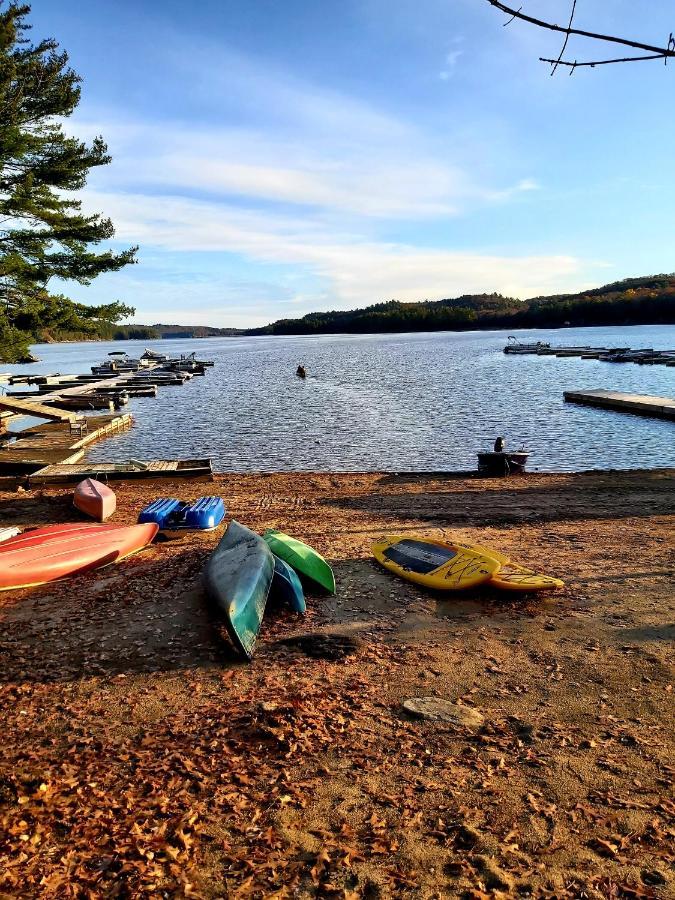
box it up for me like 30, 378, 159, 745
82, 188, 585, 323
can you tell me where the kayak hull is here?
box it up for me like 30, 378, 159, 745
203, 520, 274, 659
73, 478, 116, 521
0, 522, 158, 591
372, 535, 499, 590
270, 555, 306, 613
262, 529, 335, 593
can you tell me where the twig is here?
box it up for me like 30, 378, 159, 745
485, 1, 675, 59
540, 53, 667, 68
550, 0, 577, 75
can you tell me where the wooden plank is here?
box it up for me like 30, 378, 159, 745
0, 395, 75, 421
564, 390, 675, 420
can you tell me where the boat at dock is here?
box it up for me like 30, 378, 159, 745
504, 336, 551, 354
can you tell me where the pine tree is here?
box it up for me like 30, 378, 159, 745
0, 2, 137, 361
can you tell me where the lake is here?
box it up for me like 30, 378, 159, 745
10, 324, 675, 472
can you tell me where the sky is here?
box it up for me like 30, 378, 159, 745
29, 0, 675, 327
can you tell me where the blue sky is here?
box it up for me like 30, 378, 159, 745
31, 0, 675, 326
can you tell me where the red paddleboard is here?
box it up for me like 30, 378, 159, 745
0, 522, 158, 591
73, 478, 117, 521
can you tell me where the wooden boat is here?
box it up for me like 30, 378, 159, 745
263, 529, 335, 593
29, 458, 213, 484
270, 555, 306, 613
0, 522, 158, 591
138, 496, 225, 533
73, 478, 117, 521
477, 451, 528, 475
203, 521, 274, 659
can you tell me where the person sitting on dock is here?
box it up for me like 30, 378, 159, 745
494, 436, 504, 453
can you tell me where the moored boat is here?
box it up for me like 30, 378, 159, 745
203, 521, 274, 659
0, 522, 158, 591
73, 478, 117, 521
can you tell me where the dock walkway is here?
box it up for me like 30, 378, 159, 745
564, 390, 675, 420
0, 413, 133, 474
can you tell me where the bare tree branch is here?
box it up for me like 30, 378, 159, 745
486, 0, 675, 69
550, 0, 577, 76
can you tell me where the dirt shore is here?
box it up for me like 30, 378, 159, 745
1, 469, 673, 898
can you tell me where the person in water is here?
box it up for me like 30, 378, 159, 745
494, 436, 504, 453
296, 365, 306, 378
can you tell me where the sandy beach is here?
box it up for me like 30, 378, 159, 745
0, 469, 673, 898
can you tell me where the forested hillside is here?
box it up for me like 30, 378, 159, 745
248, 275, 675, 336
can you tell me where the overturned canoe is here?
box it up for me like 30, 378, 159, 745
262, 529, 335, 593
0, 522, 158, 591
203, 521, 274, 659
270, 555, 306, 614
73, 478, 116, 521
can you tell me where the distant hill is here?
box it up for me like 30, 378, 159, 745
246, 274, 675, 336
108, 323, 245, 340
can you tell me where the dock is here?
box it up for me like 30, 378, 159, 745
564, 390, 675, 420
29, 458, 213, 484
0, 414, 133, 474
505, 337, 675, 367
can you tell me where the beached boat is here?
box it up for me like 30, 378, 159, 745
0, 527, 21, 543
203, 520, 274, 659
372, 535, 499, 590
477, 451, 529, 475
73, 478, 116, 521
262, 529, 335, 593
0, 522, 158, 591
270, 555, 306, 613
138, 496, 225, 533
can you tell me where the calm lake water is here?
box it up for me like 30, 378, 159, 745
9, 324, 675, 472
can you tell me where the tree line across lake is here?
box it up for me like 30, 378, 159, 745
247, 275, 675, 336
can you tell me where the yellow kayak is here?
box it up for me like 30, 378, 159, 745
456, 543, 564, 592
372, 535, 500, 590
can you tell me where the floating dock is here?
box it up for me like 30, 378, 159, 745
505, 338, 675, 367
564, 390, 675, 420
29, 458, 213, 484
0, 414, 133, 474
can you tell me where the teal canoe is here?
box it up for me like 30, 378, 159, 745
203, 520, 274, 659
262, 529, 335, 593
270, 555, 306, 613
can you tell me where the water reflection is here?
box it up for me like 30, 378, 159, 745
14, 324, 675, 472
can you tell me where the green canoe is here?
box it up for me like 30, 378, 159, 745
262, 529, 335, 593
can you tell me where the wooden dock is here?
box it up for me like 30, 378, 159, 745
29, 458, 213, 484
0, 395, 75, 422
564, 390, 675, 420
0, 413, 133, 474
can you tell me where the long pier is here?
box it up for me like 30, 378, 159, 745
564, 390, 675, 420
505, 340, 675, 367
0, 352, 214, 476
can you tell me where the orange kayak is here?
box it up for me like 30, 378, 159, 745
73, 478, 116, 521
0, 522, 158, 590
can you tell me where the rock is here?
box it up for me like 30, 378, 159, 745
401, 697, 484, 728
17, 353, 39, 364
642, 869, 667, 886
